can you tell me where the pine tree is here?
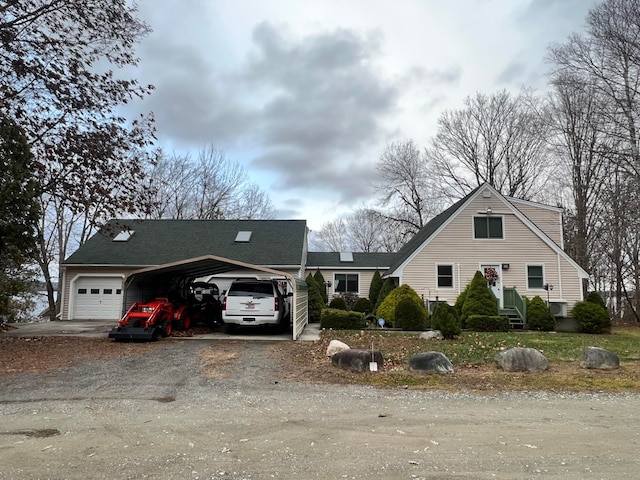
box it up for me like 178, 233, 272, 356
306, 273, 325, 323
313, 269, 327, 305
460, 271, 499, 325
374, 278, 395, 314
369, 269, 383, 305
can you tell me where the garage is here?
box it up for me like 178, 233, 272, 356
122, 255, 309, 340
72, 276, 124, 320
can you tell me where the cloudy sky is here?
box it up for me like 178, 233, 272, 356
126, 0, 599, 231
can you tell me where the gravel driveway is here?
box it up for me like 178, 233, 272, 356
1, 339, 639, 479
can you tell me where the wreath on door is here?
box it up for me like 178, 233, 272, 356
484, 267, 499, 286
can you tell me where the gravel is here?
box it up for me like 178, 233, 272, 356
1, 340, 640, 479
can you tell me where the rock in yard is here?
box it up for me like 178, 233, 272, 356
409, 351, 454, 374
419, 330, 444, 340
331, 349, 384, 373
326, 339, 350, 357
494, 347, 549, 372
580, 347, 620, 370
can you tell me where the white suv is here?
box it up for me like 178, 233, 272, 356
222, 279, 291, 332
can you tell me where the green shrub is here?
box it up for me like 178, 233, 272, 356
352, 297, 374, 314
340, 292, 358, 310
586, 291, 606, 308
306, 273, 325, 323
376, 284, 426, 328
320, 308, 366, 329
375, 278, 395, 312
314, 269, 328, 305
369, 269, 383, 306
454, 283, 469, 319
394, 297, 428, 331
430, 302, 461, 339
572, 301, 611, 334
526, 295, 556, 331
328, 296, 347, 310
460, 271, 499, 325
466, 315, 510, 332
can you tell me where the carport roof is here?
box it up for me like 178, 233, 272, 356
63, 219, 308, 268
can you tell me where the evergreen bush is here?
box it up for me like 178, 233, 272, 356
369, 269, 383, 306
320, 308, 366, 329
465, 315, 510, 332
374, 278, 395, 313
526, 295, 555, 331
352, 297, 374, 314
572, 300, 611, 334
430, 302, 461, 339
586, 291, 606, 308
394, 297, 428, 331
305, 273, 325, 323
376, 284, 426, 328
314, 269, 328, 305
460, 271, 499, 326
328, 296, 347, 310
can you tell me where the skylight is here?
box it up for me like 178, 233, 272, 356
235, 231, 252, 242
113, 230, 134, 242
339, 252, 353, 262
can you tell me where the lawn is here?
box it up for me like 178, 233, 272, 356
284, 326, 640, 393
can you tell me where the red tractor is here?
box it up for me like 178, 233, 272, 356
108, 297, 190, 341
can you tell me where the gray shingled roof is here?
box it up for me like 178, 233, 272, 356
306, 252, 397, 269
385, 186, 481, 275
63, 219, 307, 267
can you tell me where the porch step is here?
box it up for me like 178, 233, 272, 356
501, 308, 525, 329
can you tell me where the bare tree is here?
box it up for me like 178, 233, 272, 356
146, 145, 275, 220
427, 90, 552, 200
309, 219, 348, 252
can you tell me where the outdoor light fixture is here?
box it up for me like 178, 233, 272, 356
502, 263, 510, 270
486, 207, 492, 215
544, 284, 554, 316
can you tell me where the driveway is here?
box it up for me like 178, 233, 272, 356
1, 339, 639, 479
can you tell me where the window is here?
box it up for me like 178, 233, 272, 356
90, 288, 100, 294
474, 216, 503, 239
527, 265, 544, 288
78, 288, 87, 294
437, 264, 454, 288
334, 273, 358, 293
116, 289, 122, 295
103, 289, 113, 294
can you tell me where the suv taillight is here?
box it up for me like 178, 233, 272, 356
274, 297, 279, 312
222, 297, 227, 311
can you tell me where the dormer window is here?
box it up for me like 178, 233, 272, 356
474, 216, 503, 239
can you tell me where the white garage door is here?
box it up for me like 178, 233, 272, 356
73, 277, 124, 320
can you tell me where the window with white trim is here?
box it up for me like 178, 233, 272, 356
527, 265, 544, 289
437, 264, 454, 288
334, 273, 358, 293
474, 216, 503, 239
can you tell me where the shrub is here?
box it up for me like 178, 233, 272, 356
328, 296, 347, 310
374, 278, 395, 312
376, 284, 426, 328
369, 269, 383, 305
394, 297, 428, 331
314, 269, 328, 305
340, 292, 358, 310
305, 273, 325, 323
460, 271, 499, 326
320, 308, 366, 330
430, 302, 461, 339
572, 300, 611, 334
352, 297, 374, 314
526, 295, 556, 331
454, 283, 470, 319
586, 291, 606, 308
466, 315, 510, 332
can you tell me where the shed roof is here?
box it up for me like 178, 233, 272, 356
63, 219, 308, 268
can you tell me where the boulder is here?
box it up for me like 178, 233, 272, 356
408, 351, 454, 374
494, 347, 549, 372
419, 330, 444, 340
331, 349, 384, 373
326, 339, 350, 357
580, 347, 620, 370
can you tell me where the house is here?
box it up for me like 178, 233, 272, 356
305, 252, 397, 300
60, 219, 310, 337
60, 184, 589, 332
382, 183, 589, 326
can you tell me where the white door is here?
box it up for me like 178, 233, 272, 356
73, 277, 123, 320
481, 265, 502, 308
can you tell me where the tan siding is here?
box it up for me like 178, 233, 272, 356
509, 201, 563, 246
401, 193, 583, 308
306, 268, 376, 301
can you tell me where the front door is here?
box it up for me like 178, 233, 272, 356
481, 264, 502, 308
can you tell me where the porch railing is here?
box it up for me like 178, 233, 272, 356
503, 287, 526, 324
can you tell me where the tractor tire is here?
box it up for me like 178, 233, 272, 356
161, 318, 172, 337
176, 312, 191, 331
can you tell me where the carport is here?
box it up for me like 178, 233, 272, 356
122, 255, 308, 340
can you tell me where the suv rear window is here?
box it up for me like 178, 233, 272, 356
227, 282, 275, 297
